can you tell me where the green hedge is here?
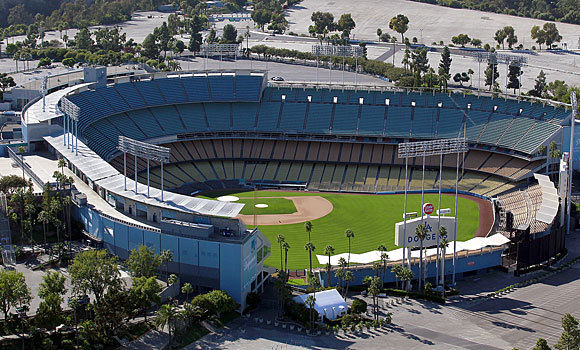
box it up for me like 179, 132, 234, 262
383, 288, 446, 304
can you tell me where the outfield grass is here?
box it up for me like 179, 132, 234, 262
214, 191, 480, 270
237, 197, 297, 215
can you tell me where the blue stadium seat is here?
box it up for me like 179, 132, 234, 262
204, 103, 231, 131
181, 76, 210, 102
135, 80, 166, 106
96, 87, 130, 114
235, 75, 261, 101
150, 106, 185, 135
464, 110, 490, 141
155, 78, 188, 103
479, 113, 513, 145
436, 109, 464, 138
385, 106, 412, 137
305, 103, 332, 133
232, 103, 258, 130
279, 102, 307, 131
177, 104, 208, 131
256, 102, 281, 131
497, 116, 536, 149
412, 107, 437, 138
208, 75, 234, 101
114, 82, 147, 110
332, 104, 359, 134
359, 105, 386, 135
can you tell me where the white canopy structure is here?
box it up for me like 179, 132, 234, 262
533, 173, 559, 224
316, 234, 510, 266
292, 289, 347, 322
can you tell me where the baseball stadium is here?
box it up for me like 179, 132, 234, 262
17, 67, 571, 305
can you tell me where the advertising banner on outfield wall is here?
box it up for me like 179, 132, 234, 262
394, 216, 456, 248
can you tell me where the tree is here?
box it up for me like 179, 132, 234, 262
155, 22, 172, 58
451, 34, 471, 47
377, 244, 388, 287
0, 73, 16, 99
160, 250, 174, 287
127, 245, 161, 278
485, 63, 499, 91
181, 283, 194, 302
542, 22, 562, 48
323, 244, 335, 287
337, 13, 356, 38
530, 70, 547, 98
0, 174, 26, 194
252, 9, 272, 30
276, 234, 285, 270
0, 269, 31, 319
69, 249, 122, 303
74, 27, 93, 51
494, 28, 507, 49
470, 38, 482, 47
304, 242, 316, 273
345, 229, 355, 265
414, 223, 428, 292
141, 33, 159, 60
389, 14, 409, 43
282, 241, 290, 277
411, 48, 429, 86
502, 26, 518, 49
438, 46, 452, 91
155, 304, 180, 342
531, 25, 546, 50
439, 237, 450, 291
532, 338, 551, 350
268, 13, 288, 34
400, 267, 413, 291
36, 293, 65, 330
62, 57, 75, 68
222, 24, 238, 44
555, 313, 580, 350
363, 276, 381, 321
392, 264, 402, 289
206, 290, 237, 318
304, 221, 313, 242
453, 72, 470, 86
38, 210, 50, 244
305, 294, 316, 328
343, 270, 354, 300
311, 11, 335, 38
507, 64, 522, 93
38, 271, 66, 299
131, 276, 161, 322
376, 28, 382, 42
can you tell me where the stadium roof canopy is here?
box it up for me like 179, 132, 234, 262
25, 83, 92, 124
44, 134, 244, 218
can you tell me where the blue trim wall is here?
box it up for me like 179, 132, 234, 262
319, 249, 503, 287
75, 204, 257, 307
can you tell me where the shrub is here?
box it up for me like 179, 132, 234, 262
350, 299, 367, 314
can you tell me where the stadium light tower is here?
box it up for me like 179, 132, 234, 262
60, 97, 80, 155
398, 137, 469, 286
118, 136, 171, 201
568, 92, 577, 235
312, 45, 363, 85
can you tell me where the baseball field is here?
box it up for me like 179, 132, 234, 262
203, 190, 484, 270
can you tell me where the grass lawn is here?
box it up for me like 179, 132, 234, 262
236, 197, 297, 215
216, 191, 480, 270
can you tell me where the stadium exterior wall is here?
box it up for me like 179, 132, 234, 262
74, 204, 266, 310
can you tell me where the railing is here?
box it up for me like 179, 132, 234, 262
7, 146, 46, 189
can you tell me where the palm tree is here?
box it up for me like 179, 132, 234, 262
305, 221, 312, 242
305, 294, 316, 330
38, 210, 49, 244
276, 234, 285, 271
155, 303, 180, 342
392, 264, 402, 290
58, 158, 66, 177
345, 229, 355, 265
377, 244, 388, 287
343, 270, 353, 301
282, 241, 290, 279
160, 250, 174, 287
304, 242, 316, 273
323, 244, 335, 288
181, 283, 193, 302
439, 237, 450, 295
437, 226, 448, 285
415, 223, 428, 292
363, 276, 381, 321
401, 267, 414, 291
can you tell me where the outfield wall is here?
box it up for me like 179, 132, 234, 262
318, 248, 503, 288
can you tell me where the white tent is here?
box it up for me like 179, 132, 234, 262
292, 289, 347, 322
